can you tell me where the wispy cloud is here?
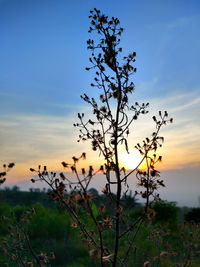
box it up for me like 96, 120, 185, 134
128, 90, 200, 169
0, 113, 78, 162
1, 89, 199, 184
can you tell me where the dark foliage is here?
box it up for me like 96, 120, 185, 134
185, 208, 200, 223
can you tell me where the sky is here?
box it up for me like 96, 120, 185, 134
0, 0, 200, 206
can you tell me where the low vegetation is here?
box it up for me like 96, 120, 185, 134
0, 188, 200, 266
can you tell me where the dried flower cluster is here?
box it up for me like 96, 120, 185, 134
0, 163, 15, 185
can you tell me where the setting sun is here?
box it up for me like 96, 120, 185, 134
119, 149, 145, 170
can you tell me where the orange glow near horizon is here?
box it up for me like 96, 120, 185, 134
3, 145, 199, 186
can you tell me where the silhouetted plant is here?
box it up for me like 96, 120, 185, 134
30, 8, 173, 267
0, 163, 15, 186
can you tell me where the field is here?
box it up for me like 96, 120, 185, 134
0, 188, 199, 267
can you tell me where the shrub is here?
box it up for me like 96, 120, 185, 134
152, 201, 178, 227
185, 208, 200, 223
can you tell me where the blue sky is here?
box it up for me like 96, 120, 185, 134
0, 0, 200, 206
1, 0, 200, 115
